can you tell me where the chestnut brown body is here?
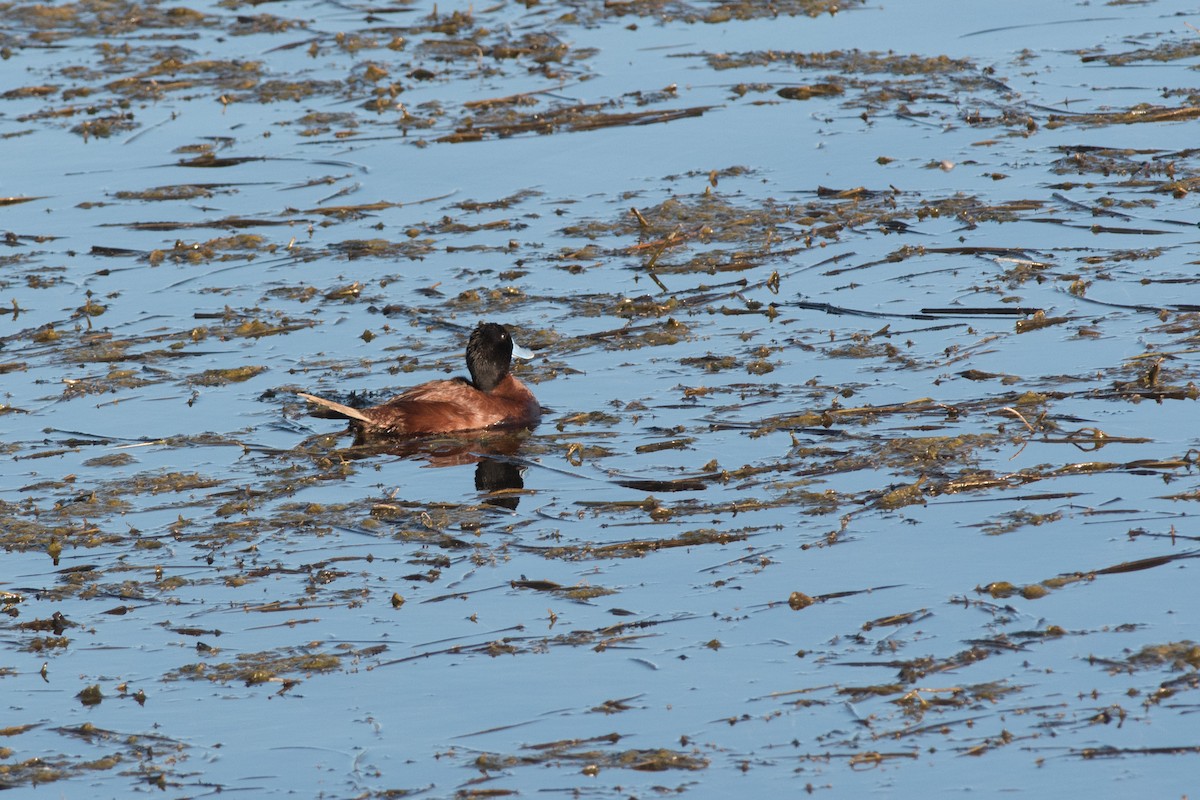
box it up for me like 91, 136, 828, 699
299, 322, 540, 436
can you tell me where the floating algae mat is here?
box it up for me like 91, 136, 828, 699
1, 0, 1200, 796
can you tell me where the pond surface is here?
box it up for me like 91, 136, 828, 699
3, 0, 1200, 796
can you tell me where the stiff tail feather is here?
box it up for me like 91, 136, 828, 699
297, 392, 372, 424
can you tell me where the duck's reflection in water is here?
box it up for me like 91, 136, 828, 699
310, 428, 532, 509
471, 456, 525, 510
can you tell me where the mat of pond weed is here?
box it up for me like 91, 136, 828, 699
2, 0, 1199, 796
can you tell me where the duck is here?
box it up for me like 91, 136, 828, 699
298, 322, 541, 435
